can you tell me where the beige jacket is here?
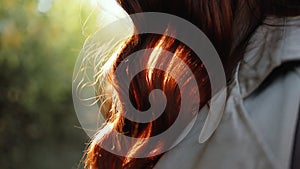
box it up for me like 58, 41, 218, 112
154, 16, 300, 169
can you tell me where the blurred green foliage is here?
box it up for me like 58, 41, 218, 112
0, 0, 98, 168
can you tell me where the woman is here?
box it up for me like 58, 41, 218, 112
82, 0, 300, 168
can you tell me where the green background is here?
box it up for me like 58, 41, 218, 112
0, 0, 99, 168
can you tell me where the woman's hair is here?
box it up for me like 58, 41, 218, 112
83, 0, 300, 168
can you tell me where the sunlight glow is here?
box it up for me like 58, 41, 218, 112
38, 0, 54, 13
94, 0, 129, 27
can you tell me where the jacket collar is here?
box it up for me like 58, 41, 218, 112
198, 16, 300, 144
239, 15, 300, 98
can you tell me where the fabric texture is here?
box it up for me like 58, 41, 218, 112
291, 103, 300, 169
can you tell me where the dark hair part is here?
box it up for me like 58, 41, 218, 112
84, 0, 300, 168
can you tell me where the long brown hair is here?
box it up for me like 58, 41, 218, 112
84, 0, 300, 168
